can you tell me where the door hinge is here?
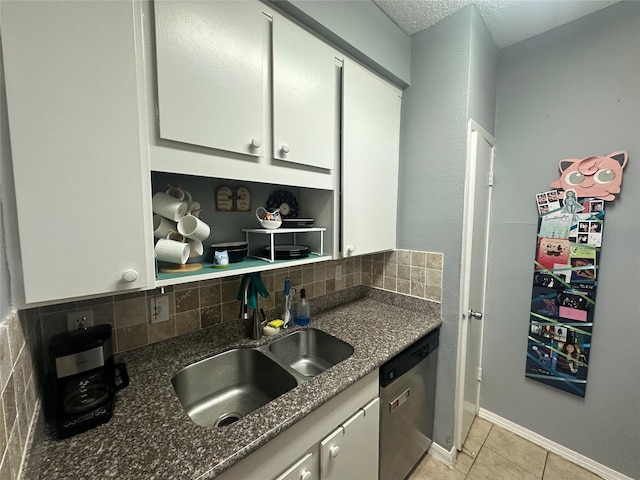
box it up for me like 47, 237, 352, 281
487, 172, 494, 186
476, 367, 483, 382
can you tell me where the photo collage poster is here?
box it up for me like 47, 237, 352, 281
525, 151, 628, 397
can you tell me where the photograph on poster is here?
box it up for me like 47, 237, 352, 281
570, 258, 597, 283
557, 290, 593, 311
526, 340, 553, 373
531, 286, 560, 318
569, 244, 597, 283
589, 200, 604, 212
539, 211, 573, 239
535, 190, 562, 215
554, 341, 588, 377
533, 271, 567, 289
536, 238, 570, 270
568, 212, 605, 246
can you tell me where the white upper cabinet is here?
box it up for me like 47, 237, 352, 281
341, 59, 402, 257
1, 0, 153, 306
272, 16, 337, 170
154, 1, 264, 156
150, 1, 338, 190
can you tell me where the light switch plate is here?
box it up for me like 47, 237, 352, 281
150, 295, 170, 323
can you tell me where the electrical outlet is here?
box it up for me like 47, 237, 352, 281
150, 295, 170, 324
66, 309, 94, 331
336, 264, 343, 281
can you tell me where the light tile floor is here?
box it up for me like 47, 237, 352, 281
408, 417, 604, 480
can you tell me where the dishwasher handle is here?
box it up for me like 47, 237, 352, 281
380, 328, 439, 388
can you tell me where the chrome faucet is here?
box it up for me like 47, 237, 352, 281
239, 275, 262, 340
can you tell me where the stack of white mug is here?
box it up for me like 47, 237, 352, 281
152, 186, 211, 265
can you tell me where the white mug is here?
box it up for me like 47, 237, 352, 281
152, 192, 187, 221
153, 215, 177, 239
165, 185, 185, 200
187, 238, 204, 258
178, 215, 210, 241
183, 191, 202, 217
155, 237, 190, 264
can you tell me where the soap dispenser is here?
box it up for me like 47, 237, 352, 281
296, 288, 310, 326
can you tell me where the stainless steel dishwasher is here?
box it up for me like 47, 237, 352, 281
379, 328, 439, 480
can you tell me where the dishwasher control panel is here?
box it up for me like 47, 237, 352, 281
389, 387, 410, 413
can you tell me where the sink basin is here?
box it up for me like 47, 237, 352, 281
172, 348, 297, 428
269, 329, 354, 377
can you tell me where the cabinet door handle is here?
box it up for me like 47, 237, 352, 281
122, 270, 138, 283
250, 138, 262, 149
330, 445, 340, 458
346, 245, 355, 255
300, 471, 312, 480
281, 143, 290, 154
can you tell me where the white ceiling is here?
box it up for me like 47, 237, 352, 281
372, 0, 620, 48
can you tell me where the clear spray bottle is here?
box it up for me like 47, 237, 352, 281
296, 288, 310, 326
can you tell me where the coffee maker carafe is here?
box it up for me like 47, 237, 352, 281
48, 324, 129, 439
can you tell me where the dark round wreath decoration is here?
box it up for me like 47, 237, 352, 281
266, 190, 299, 218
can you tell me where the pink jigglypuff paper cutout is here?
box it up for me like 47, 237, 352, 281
550, 150, 628, 201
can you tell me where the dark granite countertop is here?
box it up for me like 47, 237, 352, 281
22, 287, 442, 480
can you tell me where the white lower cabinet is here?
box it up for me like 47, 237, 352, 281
320, 398, 380, 480
217, 370, 379, 480
275, 452, 318, 480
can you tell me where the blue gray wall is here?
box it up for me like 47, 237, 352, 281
0, 20, 13, 321
484, 2, 640, 478
396, 5, 497, 450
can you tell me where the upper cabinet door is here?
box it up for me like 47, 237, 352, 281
1, 0, 152, 305
342, 59, 402, 257
154, 1, 264, 156
272, 17, 337, 170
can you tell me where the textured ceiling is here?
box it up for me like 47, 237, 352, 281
372, 0, 620, 48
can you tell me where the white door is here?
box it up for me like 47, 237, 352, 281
455, 121, 494, 450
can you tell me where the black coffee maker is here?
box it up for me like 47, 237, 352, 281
48, 324, 129, 439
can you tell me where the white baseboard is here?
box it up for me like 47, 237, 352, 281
428, 441, 457, 468
479, 408, 634, 480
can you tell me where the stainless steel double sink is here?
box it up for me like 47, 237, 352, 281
171, 329, 354, 428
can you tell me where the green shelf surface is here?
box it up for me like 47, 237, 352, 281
155, 254, 330, 283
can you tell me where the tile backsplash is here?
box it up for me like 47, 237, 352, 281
0, 309, 42, 479
0, 249, 441, 477
362, 250, 443, 302
34, 250, 443, 355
